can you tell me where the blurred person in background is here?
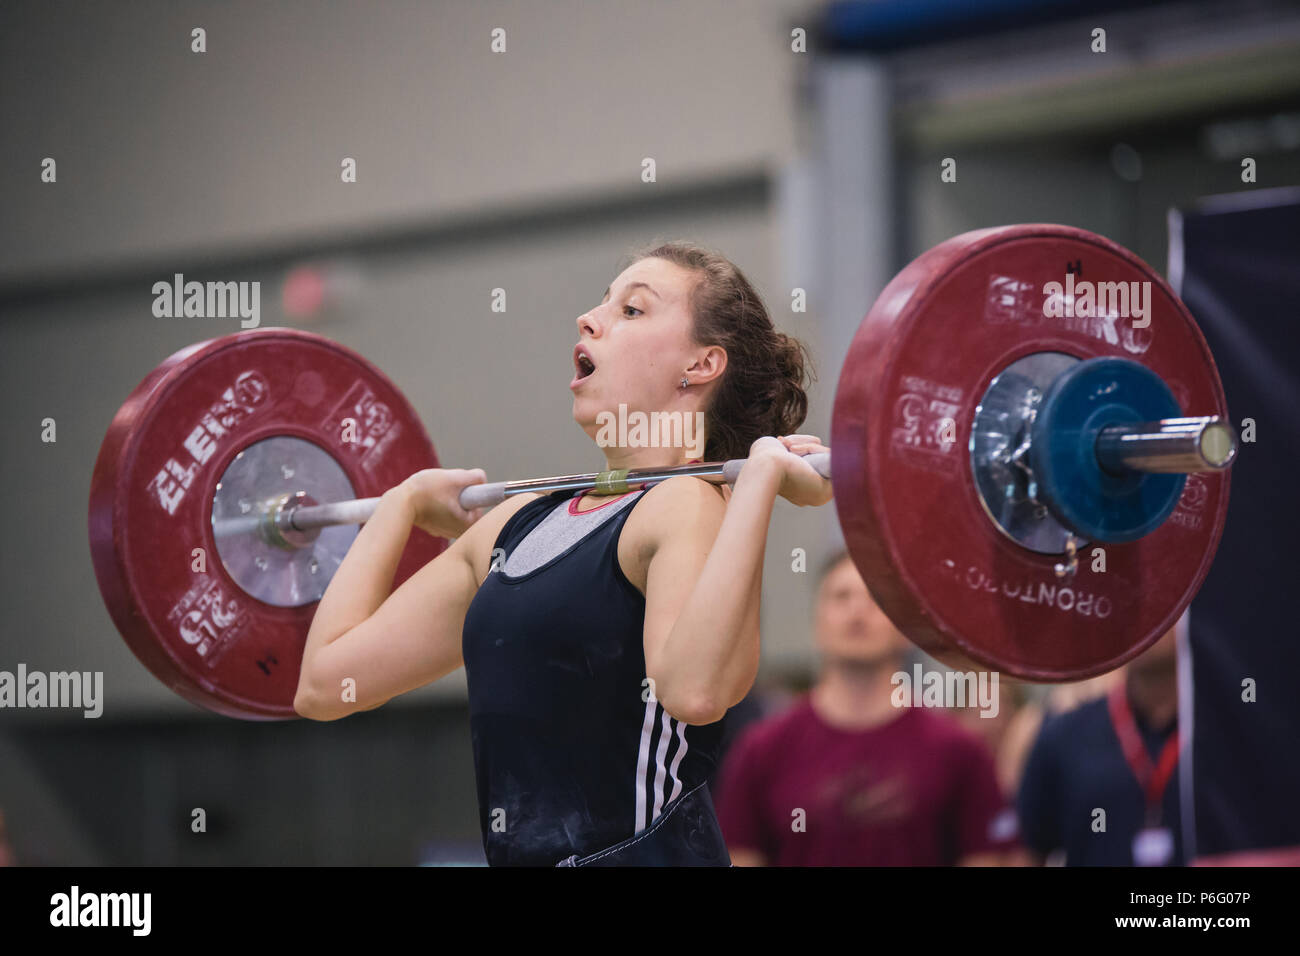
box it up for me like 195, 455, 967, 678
999, 672, 1122, 799
1016, 621, 1183, 866
707, 673, 798, 796
714, 551, 1020, 865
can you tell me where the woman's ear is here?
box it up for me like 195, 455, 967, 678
690, 345, 727, 386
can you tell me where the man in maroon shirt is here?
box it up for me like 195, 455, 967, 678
715, 551, 1020, 866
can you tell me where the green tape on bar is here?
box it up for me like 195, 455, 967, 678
594, 469, 630, 494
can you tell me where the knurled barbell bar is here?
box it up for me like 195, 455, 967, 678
213, 407, 1231, 546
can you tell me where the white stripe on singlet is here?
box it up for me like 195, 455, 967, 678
666, 719, 688, 804
635, 696, 658, 832
634, 697, 692, 831
652, 708, 674, 821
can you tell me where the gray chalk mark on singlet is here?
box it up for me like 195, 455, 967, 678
502, 491, 645, 577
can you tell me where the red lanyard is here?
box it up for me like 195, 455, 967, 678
1107, 681, 1180, 825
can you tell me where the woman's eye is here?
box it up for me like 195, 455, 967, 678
623, 305, 642, 317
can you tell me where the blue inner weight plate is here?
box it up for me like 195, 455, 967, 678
1030, 357, 1185, 542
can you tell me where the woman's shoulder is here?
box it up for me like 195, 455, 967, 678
621, 476, 726, 558
635, 475, 727, 526
648, 473, 729, 504
609, 477, 727, 594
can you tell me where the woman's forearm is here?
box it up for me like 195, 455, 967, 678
655, 457, 782, 720
300, 485, 417, 668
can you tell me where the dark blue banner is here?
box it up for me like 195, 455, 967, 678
1169, 187, 1300, 863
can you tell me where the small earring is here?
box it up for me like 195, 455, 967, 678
680, 375, 689, 389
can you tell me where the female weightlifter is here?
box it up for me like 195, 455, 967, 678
293, 241, 833, 865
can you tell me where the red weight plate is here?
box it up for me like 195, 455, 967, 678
89, 328, 444, 718
832, 225, 1230, 681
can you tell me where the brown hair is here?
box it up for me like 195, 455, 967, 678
620, 240, 814, 461
818, 548, 853, 586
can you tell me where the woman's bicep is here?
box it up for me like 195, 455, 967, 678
639, 479, 729, 718
300, 535, 480, 716
297, 492, 539, 718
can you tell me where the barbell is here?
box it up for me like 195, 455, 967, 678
88, 224, 1235, 718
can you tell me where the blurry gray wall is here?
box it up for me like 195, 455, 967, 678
0, 0, 805, 283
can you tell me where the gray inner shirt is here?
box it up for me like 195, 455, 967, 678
501, 489, 646, 577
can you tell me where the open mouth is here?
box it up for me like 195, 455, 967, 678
573, 348, 596, 381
